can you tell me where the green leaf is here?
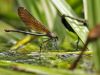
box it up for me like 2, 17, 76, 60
0, 60, 93, 75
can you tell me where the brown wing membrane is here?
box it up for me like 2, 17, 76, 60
18, 7, 50, 34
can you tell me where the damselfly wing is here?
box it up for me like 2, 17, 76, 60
18, 7, 55, 38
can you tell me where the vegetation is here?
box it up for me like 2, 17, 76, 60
0, 0, 100, 75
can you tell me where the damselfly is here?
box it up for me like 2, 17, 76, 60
5, 7, 58, 51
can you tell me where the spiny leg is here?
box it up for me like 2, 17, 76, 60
39, 38, 51, 61
40, 38, 51, 52
40, 37, 58, 51
52, 38, 58, 50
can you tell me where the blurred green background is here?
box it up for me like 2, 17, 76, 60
0, 0, 95, 75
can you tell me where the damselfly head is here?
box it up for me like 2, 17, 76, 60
47, 32, 58, 40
